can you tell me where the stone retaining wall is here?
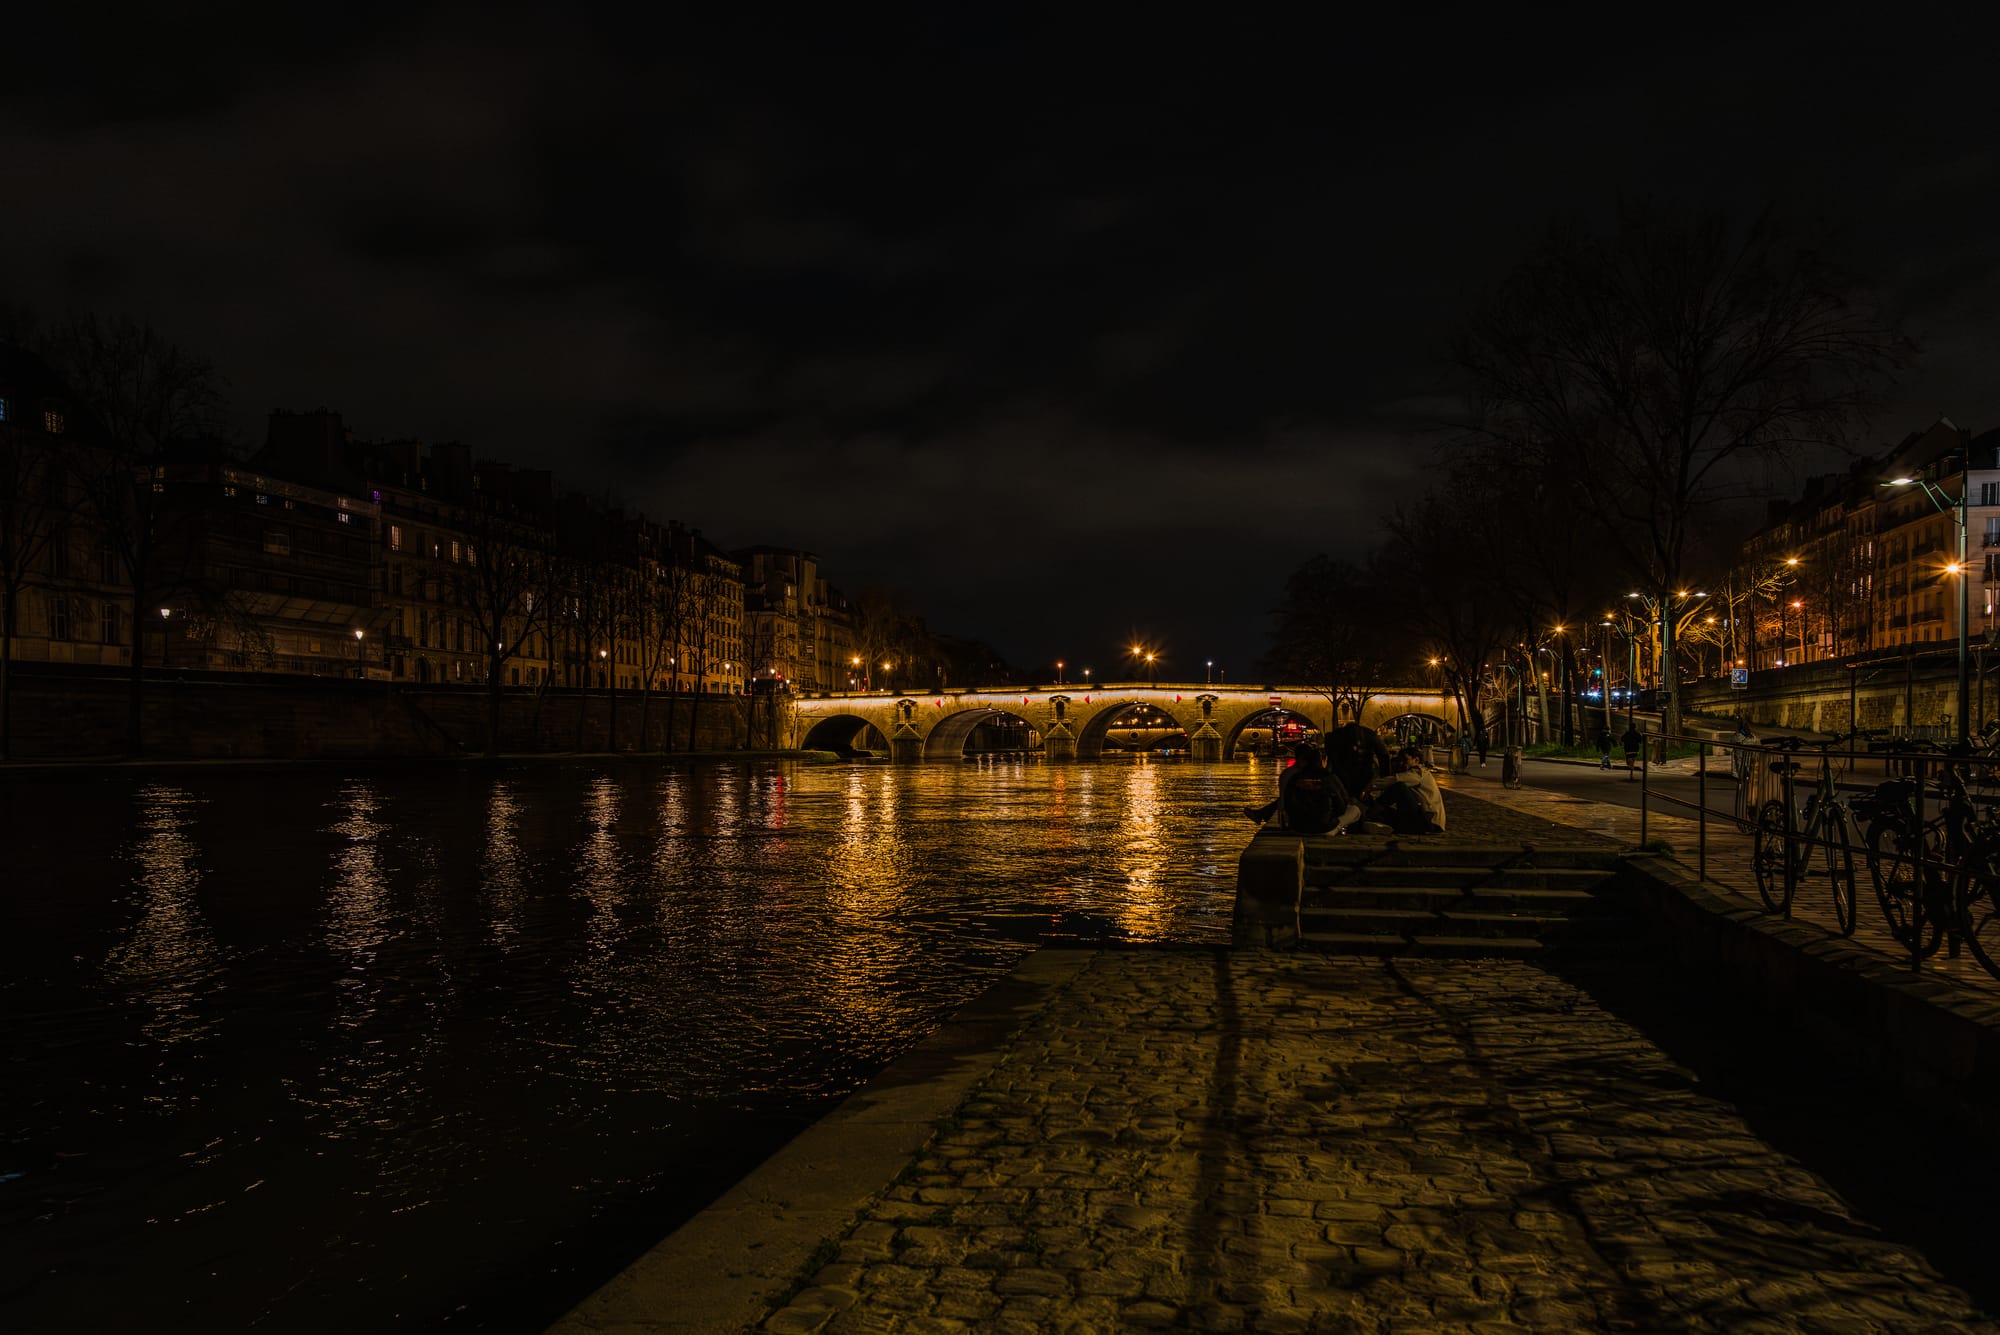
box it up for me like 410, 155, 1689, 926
3, 669, 754, 759
1619, 854, 2000, 1134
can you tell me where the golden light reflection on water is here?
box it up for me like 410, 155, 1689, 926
484, 780, 526, 949
1109, 762, 1173, 938
104, 785, 223, 1050
805, 767, 924, 1021
316, 782, 411, 1131
579, 775, 626, 959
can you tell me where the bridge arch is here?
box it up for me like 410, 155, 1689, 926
1219, 705, 1321, 761
922, 706, 1040, 759
1074, 698, 1194, 759
799, 712, 889, 756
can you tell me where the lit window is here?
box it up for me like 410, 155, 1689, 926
44, 408, 64, 434
389, 524, 403, 551
451, 540, 461, 562
255, 493, 270, 505
0, 397, 7, 421
336, 511, 351, 525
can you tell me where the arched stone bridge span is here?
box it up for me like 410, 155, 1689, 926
789, 682, 1456, 761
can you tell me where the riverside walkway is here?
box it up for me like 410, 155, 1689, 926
554, 777, 2000, 1334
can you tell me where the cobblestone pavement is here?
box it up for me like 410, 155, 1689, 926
758, 951, 1996, 1333
1444, 765, 2000, 997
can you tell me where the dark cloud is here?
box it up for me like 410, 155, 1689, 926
2, 3, 1995, 670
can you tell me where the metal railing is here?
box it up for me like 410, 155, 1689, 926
1638, 728, 2000, 977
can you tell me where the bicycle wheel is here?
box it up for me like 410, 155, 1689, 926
1752, 800, 1792, 914
1865, 815, 1944, 959
1958, 833, 2000, 980
1815, 808, 1858, 937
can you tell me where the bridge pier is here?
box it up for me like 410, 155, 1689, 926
1189, 722, 1223, 763
1043, 721, 1076, 761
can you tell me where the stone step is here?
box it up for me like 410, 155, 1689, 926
1438, 909, 1575, 937
1292, 840, 1625, 871
1301, 906, 1586, 940
1304, 863, 1617, 892
1299, 931, 1548, 959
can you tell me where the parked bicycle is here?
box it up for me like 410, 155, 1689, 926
1750, 735, 1859, 934
1854, 742, 2000, 976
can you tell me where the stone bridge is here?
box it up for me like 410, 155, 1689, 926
789, 682, 1458, 761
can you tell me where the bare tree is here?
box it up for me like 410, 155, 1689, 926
1381, 484, 1517, 746
1455, 202, 1909, 738
637, 549, 693, 751
681, 561, 740, 751
1262, 555, 1400, 725
44, 316, 228, 753
0, 423, 60, 758
451, 500, 552, 758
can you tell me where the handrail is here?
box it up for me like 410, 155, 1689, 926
1644, 726, 2000, 975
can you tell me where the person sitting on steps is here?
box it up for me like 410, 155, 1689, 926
1244, 742, 1363, 834
1365, 746, 1447, 835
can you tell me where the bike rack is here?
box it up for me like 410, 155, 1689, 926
1645, 728, 1998, 973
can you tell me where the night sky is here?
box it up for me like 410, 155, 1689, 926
4, 5, 1994, 680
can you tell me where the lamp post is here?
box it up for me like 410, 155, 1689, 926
1144, 652, 1157, 685
1206, 659, 1214, 686
354, 627, 366, 679
1790, 599, 1805, 666
158, 606, 174, 668
1885, 472, 1970, 744
1599, 620, 1618, 737
1056, 659, 1065, 686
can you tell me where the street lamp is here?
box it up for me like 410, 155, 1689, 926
1056, 659, 1065, 686
354, 627, 366, 679
1885, 471, 1970, 744
1789, 599, 1805, 667
1206, 659, 1214, 685
1143, 652, 1157, 685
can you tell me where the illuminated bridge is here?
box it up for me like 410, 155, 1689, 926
789, 682, 1457, 761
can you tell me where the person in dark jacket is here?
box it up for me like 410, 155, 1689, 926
1325, 720, 1393, 804
1621, 723, 1644, 779
1244, 743, 1360, 834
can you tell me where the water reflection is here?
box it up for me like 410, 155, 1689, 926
578, 775, 626, 960
11, 760, 1274, 1335
320, 783, 395, 1117
485, 780, 527, 950
1112, 763, 1172, 938
103, 785, 224, 1050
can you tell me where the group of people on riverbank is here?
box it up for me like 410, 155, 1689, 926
1244, 721, 1447, 836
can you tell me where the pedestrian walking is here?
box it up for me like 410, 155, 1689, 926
1474, 730, 1489, 766
1456, 731, 1472, 774
1621, 723, 1643, 780
1596, 726, 1613, 769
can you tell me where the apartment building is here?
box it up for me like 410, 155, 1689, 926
1735, 417, 2000, 669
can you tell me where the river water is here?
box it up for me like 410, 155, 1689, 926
1, 757, 1276, 1333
